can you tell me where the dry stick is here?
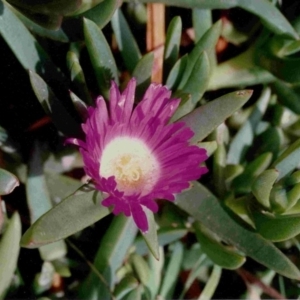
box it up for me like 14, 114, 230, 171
237, 268, 285, 300
66, 239, 116, 300
146, 3, 165, 83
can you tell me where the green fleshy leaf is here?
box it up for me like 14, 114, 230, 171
192, 9, 212, 43
0, 168, 19, 196
278, 39, 300, 57
0, 213, 21, 299
272, 80, 300, 114
79, 215, 138, 299
84, 18, 119, 99
146, 247, 164, 299
114, 275, 139, 300
225, 165, 244, 187
67, 44, 93, 105
232, 152, 273, 194
69, 91, 89, 120
194, 222, 246, 270
197, 141, 218, 157
221, 19, 248, 46
159, 242, 183, 299
111, 8, 142, 73
209, 47, 275, 90
163, 16, 182, 82
21, 191, 109, 248
165, 54, 188, 90
26, 144, 67, 261
141, 209, 159, 260
180, 90, 253, 144
6, 0, 81, 31
29, 70, 81, 137
252, 209, 300, 242
45, 173, 82, 202
225, 195, 255, 227
0, 2, 66, 82
134, 228, 187, 256
123, 0, 298, 38
175, 182, 300, 279
122, 285, 142, 300
9, 4, 69, 41
176, 51, 210, 105
7, 0, 80, 15
198, 265, 222, 300
67, 0, 105, 15
254, 126, 282, 160
252, 169, 279, 209
257, 49, 300, 84
132, 52, 154, 100
178, 20, 221, 88
130, 254, 150, 286
227, 87, 271, 164
79, 0, 118, 28
273, 139, 300, 181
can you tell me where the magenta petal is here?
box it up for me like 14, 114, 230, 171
130, 203, 148, 232
67, 78, 209, 231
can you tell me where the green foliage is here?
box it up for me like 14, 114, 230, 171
3, 0, 300, 298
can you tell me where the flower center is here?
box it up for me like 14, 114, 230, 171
99, 137, 160, 195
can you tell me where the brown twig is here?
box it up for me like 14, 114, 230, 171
237, 268, 285, 299
146, 3, 165, 83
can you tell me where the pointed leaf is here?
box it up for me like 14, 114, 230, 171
208, 47, 274, 90
232, 152, 273, 194
227, 87, 271, 164
166, 54, 188, 90
252, 169, 279, 209
272, 80, 300, 114
84, 18, 118, 99
67, 46, 93, 105
141, 209, 159, 260
26, 144, 67, 261
198, 265, 222, 300
194, 222, 246, 270
175, 182, 300, 279
0, 168, 19, 196
114, 275, 139, 300
134, 228, 187, 256
132, 52, 154, 100
80, 0, 118, 28
252, 209, 300, 242
0, 2, 65, 82
79, 215, 138, 299
273, 139, 300, 181
192, 9, 212, 43
180, 90, 253, 144
111, 8, 142, 73
21, 191, 109, 248
0, 213, 21, 298
163, 16, 182, 82
159, 242, 184, 298
29, 71, 81, 137
257, 49, 300, 84
130, 254, 150, 286
177, 51, 210, 105
178, 20, 221, 88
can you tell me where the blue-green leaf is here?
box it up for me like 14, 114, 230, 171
175, 182, 300, 279
0, 213, 21, 298
84, 18, 119, 99
111, 8, 141, 73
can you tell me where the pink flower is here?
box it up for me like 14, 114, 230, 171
68, 78, 208, 232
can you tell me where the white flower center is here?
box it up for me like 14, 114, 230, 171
99, 137, 159, 195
